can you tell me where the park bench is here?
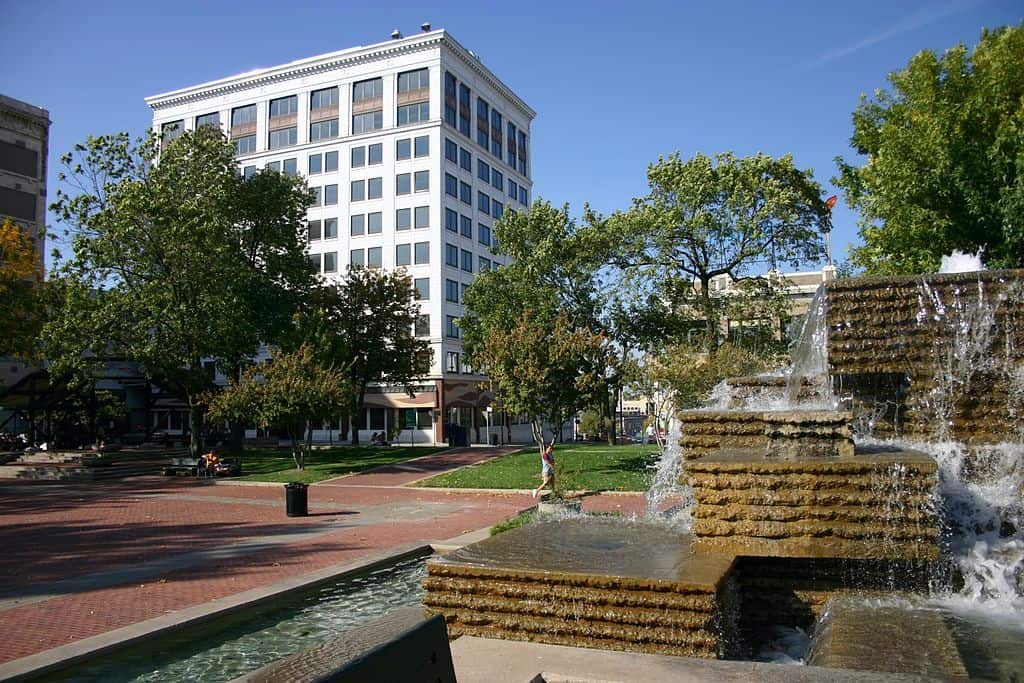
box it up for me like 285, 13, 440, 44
163, 456, 197, 476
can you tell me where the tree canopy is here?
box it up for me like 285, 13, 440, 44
835, 24, 1024, 273
0, 219, 45, 360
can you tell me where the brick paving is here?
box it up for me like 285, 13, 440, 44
0, 446, 645, 667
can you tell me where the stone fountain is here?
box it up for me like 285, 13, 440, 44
423, 269, 1024, 675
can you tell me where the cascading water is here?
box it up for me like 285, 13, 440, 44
643, 418, 692, 529
785, 285, 834, 408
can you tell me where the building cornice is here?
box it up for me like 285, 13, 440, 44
145, 30, 535, 121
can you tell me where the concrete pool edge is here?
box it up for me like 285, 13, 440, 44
0, 541, 434, 682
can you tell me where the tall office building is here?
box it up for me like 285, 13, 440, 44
146, 28, 535, 444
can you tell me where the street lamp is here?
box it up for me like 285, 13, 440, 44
485, 405, 492, 446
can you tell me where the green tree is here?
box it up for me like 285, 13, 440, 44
206, 345, 353, 470
0, 218, 45, 360
652, 342, 770, 409
836, 24, 1024, 273
607, 152, 829, 349
293, 268, 429, 445
48, 128, 315, 456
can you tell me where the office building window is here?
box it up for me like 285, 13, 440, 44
308, 154, 322, 175
398, 68, 429, 93
414, 278, 429, 300
478, 192, 490, 215
445, 138, 457, 163
490, 109, 503, 158
460, 215, 472, 238
396, 173, 411, 195
350, 214, 365, 236
368, 177, 382, 199
397, 103, 429, 126
507, 121, 517, 169
414, 136, 429, 158
461, 249, 473, 273
458, 83, 471, 137
445, 173, 458, 197
476, 98, 489, 149
323, 251, 338, 273
350, 248, 364, 267
353, 77, 383, 101
518, 130, 528, 176
414, 205, 429, 228
267, 160, 281, 173
234, 135, 257, 155
324, 217, 338, 239
446, 351, 460, 373
491, 168, 503, 191
445, 208, 458, 233
444, 71, 457, 127
478, 223, 491, 246
309, 186, 322, 206
352, 110, 382, 133
195, 112, 220, 129
477, 159, 489, 182
367, 212, 382, 234
367, 246, 382, 268
460, 282, 470, 302
396, 208, 411, 230
351, 146, 365, 167
243, 165, 257, 179
368, 143, 382, 165
280, 158, 296, 177
414, 170, 429, 192
325, 150, 338, 172
414, 241, 430, 264
460, 147, 472, 172
445, 244, 459, 267
446, 279, 459, 302
492, 199, 503, 219
460, 181, 471, 205
231, 104, 257, 126
416, 315, 431, 337
396, 243, 411, 267
446, 317, 460, 339
396, 138, 411, 161
310, 86, 339, 110
308, 253, 321, 271
268, 127, 297, 150
519, 186, 528, 205
269, 95, 298, 118
310, 119, 338, 141
308, 220, 322, 241
324, 184, 338, 205
351, 179, 365, 202
508, 179, 517, 199
479, 256, 491, 272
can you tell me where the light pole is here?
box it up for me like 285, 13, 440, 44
485, 405, 492, 446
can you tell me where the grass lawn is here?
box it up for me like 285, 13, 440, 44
227, 446, 448, 484
415, 443, 658, 492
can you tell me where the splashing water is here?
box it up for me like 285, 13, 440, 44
785, 285, 834, 408
939, 250, 985, 274
644, 419, 693, 529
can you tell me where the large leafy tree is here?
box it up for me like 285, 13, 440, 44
608, 152, 829, 349
836, 24, 1024, 273
48, 128, 315, 456
0, 219, 45, 360
294, 268, 429, 445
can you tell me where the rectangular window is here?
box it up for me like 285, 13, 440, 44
268, 127, 297, 150
324, 184, 338, 205
461, 249, 473, 272
460, 215, 472, 238
310, 119, 338, 141
367, 246, 382, 268
234, 135, 257, 155
492, 199, 503, 219
308, 154, 322, 175
396, 173, 411, 195
308, 253, 321, 271
396, 208, 411, 230
491, 168, 503, 191
368, 143, 382, 165
414, 241, 430, 264
479, 256, 491, 272
460, 147, 472, 172
351, 179, 365, 201
445, 243, 459, 267
243, 165, 257, 180
476, 98, 489, 148
507, 121, 517, 169
461, 282, 470, 302
416, 315, 431, 337
414, 205, 429, 228
350, 248, 365, 267
445, 208, 458, 232
458, 83, 471, 136
269, 95, 298, 118
508, 178, 517, 199
446, 279, 460, 303
460, 181, 471, 205
353, 77, 383, 101
414, 170, 429, 192
396, 243, 411, 267
323, 251, 338, 273
398, 68, 429, 92
368, 177, 382, 199
414, 278, 429, 300
446, 316, 460, 339
478, 158, 490, 182
310, 186, 322, 206
478, 192, 490, 214
490, 109, 503, 158
445, 173, 458, 197
446, 351, 460, 373
308, 219, 322, 241
397, 103, 429, 126
478, 223, 491, 246
519, 186, 528, 205
231, 104, 257, 126
310, 86, 339, 110
396, 138, 411, 161
267, 160, 281, 173
351, 146, 365, 167
325, 150, 338, 172
283, 158, 297, 176
350, 214, 365, 236
444, 72, 457, 127
518, 130, 528, 176
414, 135, 429, 158
445, 138, 458, 163
195, 112, 220, 129
352, 110, 383, 134
324, 217, 338, 239
367, 212, 382, 234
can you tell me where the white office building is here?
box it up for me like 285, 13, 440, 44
146, 27, 538, 445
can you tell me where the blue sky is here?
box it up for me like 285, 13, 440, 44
2, 0, 1020, 272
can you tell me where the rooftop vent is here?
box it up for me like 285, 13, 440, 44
421, 22, 431, 32
391, 29, 402, 39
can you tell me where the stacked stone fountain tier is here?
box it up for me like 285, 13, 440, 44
824, 269, 1024, 443
423, 518, 738, 659
677, 409, 855, 459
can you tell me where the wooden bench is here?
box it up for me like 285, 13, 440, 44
163, 457, 197, 476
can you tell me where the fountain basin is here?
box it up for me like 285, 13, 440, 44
678, 409, 854, 459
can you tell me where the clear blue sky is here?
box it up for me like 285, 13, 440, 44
2, 0, 1020, 272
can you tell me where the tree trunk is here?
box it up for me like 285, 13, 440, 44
701, 276, 718, 350
186, 395, 203, 459
350, 386, 366, 445
606, 387, 617, 445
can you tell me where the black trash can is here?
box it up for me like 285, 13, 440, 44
285, 482, 308, 517
489, 433, 499, 446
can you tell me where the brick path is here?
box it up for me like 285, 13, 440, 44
0, 446, 643, 666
